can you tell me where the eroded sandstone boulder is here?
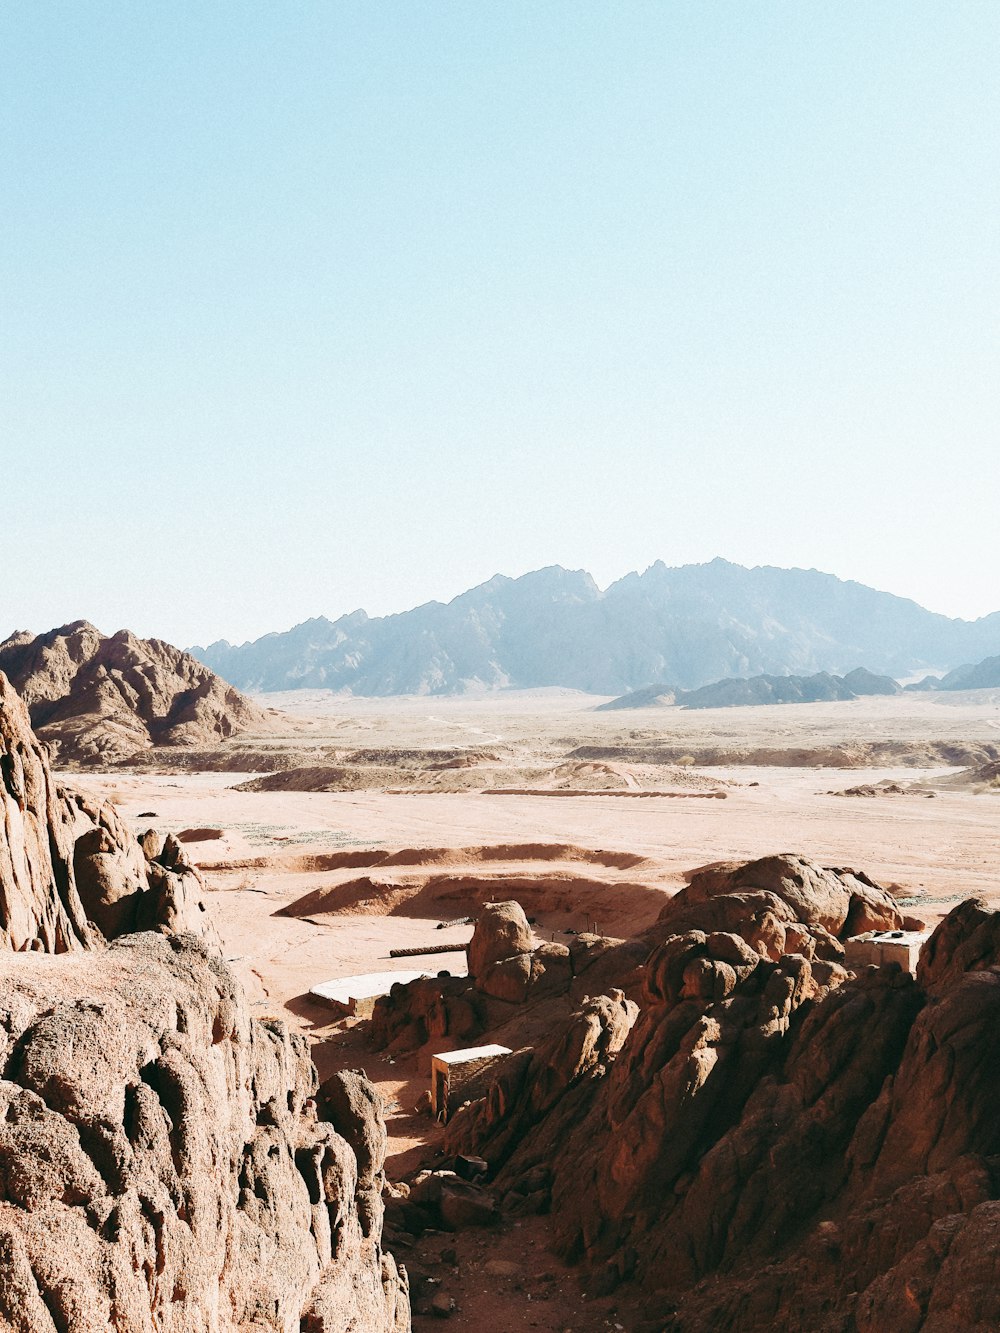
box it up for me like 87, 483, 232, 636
467, 900, 534, 978
915, 895, 1000, 993
649, 853, 901, 960
0, 932, 408, 1333
1, 670, 218, 951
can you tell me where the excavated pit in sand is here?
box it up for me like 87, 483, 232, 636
262, 843, 671, 936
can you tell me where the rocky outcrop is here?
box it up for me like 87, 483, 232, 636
0, 671, 97, 950
443, 990, 639, 1199
0, 931, 408, 1332
369, 901, 644, 1057
0, 678, 409, 1330
445, 866, 1000, 1329
0, 622, 272, 764
647, 853, 902, 958
1, 671, 216, 950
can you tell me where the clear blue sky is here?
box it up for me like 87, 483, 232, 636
2, 2, 998, 646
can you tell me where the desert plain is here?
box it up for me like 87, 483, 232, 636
65, 686, 1000, 1330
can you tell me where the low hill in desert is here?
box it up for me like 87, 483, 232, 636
0, 620, 273, 764
191, 559, 1000, 696
907, 652, 1000, 693
599, 665, 902, 711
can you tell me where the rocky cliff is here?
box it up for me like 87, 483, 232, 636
0, 621, 271, 764
0, 932, 408, 1332
0, 672, 409, 1331
442, 858, 1000, 1331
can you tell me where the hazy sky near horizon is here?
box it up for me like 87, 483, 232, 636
2, 3, 998, 647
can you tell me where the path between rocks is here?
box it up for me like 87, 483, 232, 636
309, 1006, 639, 1332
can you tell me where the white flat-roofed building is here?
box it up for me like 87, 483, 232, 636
844, 929, 931, 975
309, 963, 467, 1018
430, 1044, 513, 1121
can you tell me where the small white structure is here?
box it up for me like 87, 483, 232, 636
430, 1044, 513, 1121
844, 929, 931, 975
310, 965, 466, 1018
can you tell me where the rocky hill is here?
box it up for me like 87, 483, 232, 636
599, 665, 902, 711
413, 858, 1000, 1330
191, 560, 1000, 696
907, 652, 1000, 693
0, 672, 409, 1331
0, 620, 272, 764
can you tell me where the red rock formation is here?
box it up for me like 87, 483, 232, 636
369, 898, 645, 1058
0, 621, 271, 764
446, 867, 1000, 1330
647, 853, 901, 960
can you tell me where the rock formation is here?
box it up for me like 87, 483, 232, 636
0, 674, 410, 1331
1, 670, 215, 950
0, 621, 271, 764
439, 860, 1000, 1329
369, 900, 645, 1058
0, 933, 408, 1332
646, 853, 902, 959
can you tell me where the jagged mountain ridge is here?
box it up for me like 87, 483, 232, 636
192, 560, 1000, 696
0, 620, 272, 764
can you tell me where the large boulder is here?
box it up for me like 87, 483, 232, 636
916, 895, 1000, 993
652, 853, 901, 952
467, 901, 534, 978
477, 941, 572, 1004
0, 932, 408, 1332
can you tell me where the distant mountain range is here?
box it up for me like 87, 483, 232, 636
598, 667, 902, 711
190, 559, 1000, 697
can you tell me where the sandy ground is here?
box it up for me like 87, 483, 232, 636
66, 691, 1000, 1331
